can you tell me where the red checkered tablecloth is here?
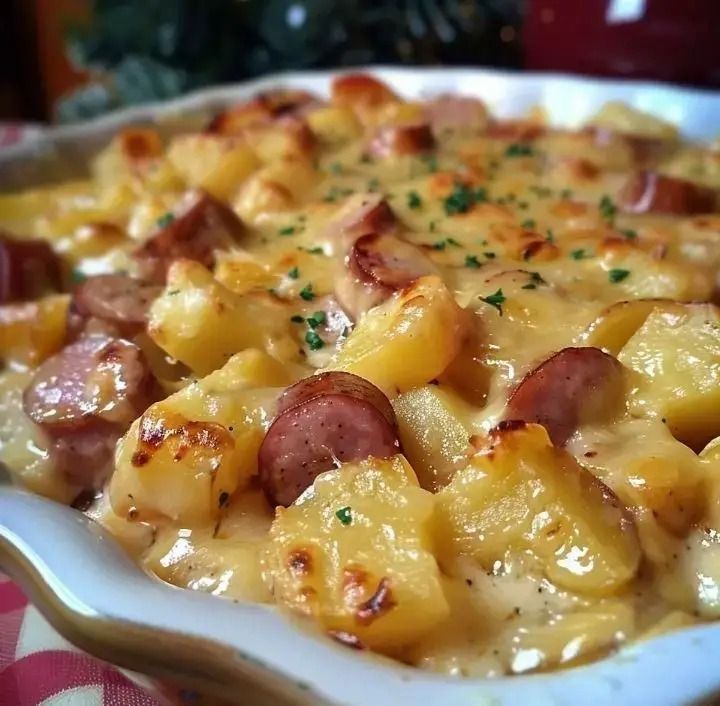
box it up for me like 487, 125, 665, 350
0, 573, 163, 706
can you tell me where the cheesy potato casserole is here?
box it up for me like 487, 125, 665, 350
3, 73, 720, 676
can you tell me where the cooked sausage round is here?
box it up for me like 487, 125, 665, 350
423, 95, 487, 133
0, 231, 61, 303
505, 347, 624, 446
24, 335, 158, 429
258, 371, 400, 506
368, 123, 436, 158
349, 232, 438, 292
133, 190, 244, 282
334, 193, 397, 241
619, 171, 718, 215
72, 274, 162, 336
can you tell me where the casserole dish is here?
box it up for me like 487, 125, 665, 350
3, 67, 720, 705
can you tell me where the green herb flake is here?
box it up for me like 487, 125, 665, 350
167, 289, 180, 296
521, 219, 536, 230
70, 269, 87, 284
474, 187, 489, 203
305, 330, 324, 351
367, 178, 380, 192
570, 249, 589, 260
480, 288, 506, 315
290, 315, 305, 323
421, 153, 438, 173
444, 182, 476, 216
446, 237, 462, 247
304, 246, 325, 255
288, 266, 300, 279
505, 143, 534, 158
306, 311, 327, 329
599, 195, 617, 222
329, 162, 343, 175
521, 283, 537, 290
407, 190, 422, 209
156, 212, 175, 228
620, 228, 638, 240
335, 506, 352, 525
560, 188, 574, 199
484, 251, 496, 259
546, 229, 555, 243
465, 254, 482, 269
608, 268, 630, 283
278, 226, 296, 236
299, 283, 315, 301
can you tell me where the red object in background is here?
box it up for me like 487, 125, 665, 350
524, 0, 720, 88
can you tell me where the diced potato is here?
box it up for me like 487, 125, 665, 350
500, 604, 635, 674
260, 456, 449, 652
109, 350, 293, 524
436, 423, 641, 596
243, 121, 314, 163
92, 127, 164, 185
143, 489, 273, 602
577, 299, 683, 355
328, 276, 466, 396
214, 257, 274, 294
86, 493, 155, 557
306, 106, 362, 144
569, 419, 706, 535
588, 101, 678, 140
148, 260, 300, 375
167, 135, 259, 200
618, 303, 720, 449
393, 385, 473, 490
0, 294, 70, 366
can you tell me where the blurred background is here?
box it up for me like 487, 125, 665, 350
2, 0, 719, 126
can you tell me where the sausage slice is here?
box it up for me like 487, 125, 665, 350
0, 231, 61, 303
368, 123, 436, 158
71, 274, 162, 337
619, 171, 719, 216
505, 347, 624, 446
258, 371, 400, 506
349, 232, 438, 292
133, 190, 244, 282
23, 335, 160, 487
333, 193, 397, 241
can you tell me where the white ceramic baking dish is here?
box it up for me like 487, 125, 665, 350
2, 67, 720, 706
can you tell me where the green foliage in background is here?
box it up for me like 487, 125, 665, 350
59, 0, 522, 122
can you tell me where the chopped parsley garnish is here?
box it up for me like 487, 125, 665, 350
329, 162, 343, 174
465, 254, 482, 268
433, 238, 462, 250
560, 188, 574, 199
167, 289, 180, 296
278, 226, 296, 236
480, 288, 506, 315
521, 282, 537, 290
433, 240, 447, 251
303, 245, 325, 254
608, 268, 630, 283
407, 190, 422, 209
306, 311, 327, 329
305, 330, 324, 350
335, 506, 352, 525
599, 195, 617, 222
521, 271, 546, 290
290, 315, 305, 323
429, 220, 437, 232
521, 219, 536, 230
505, 143, 534, 158
570, 249, 589, 260
444, 183, 486, 216
620, 228, 638, 240
546, 229, 555, 243
484, 251, 496, 259
156, 212, 175, 228
288, 266, 300, 279
517, 201, 529, 210
446, 237, 462, 247
323, 186, 354, 202
367, 178, 380, 192
299, 283, 315, 301
530, 185, 553, 198
70, 268, 87, 284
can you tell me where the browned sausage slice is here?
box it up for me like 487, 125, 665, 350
0, 231, 61, 303
72, 274, 162, 336
368, 123, 436, 158
423, 95, 487, 133
619, 171, 718, 216
258, 371, 401, 506
23, 335, 159, 488
133, 190, 244, 282
349, 232, 438, 292
505, 347, 624, 446
334, 193, 397, 240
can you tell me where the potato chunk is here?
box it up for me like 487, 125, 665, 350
618, 303, 720, 449
393, 385, 473, 490
328, 276, 465, 396
436, 423, 640, 596
261, 456, 449, 652
148, 260, 299, 375
110, 350, 294, 524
